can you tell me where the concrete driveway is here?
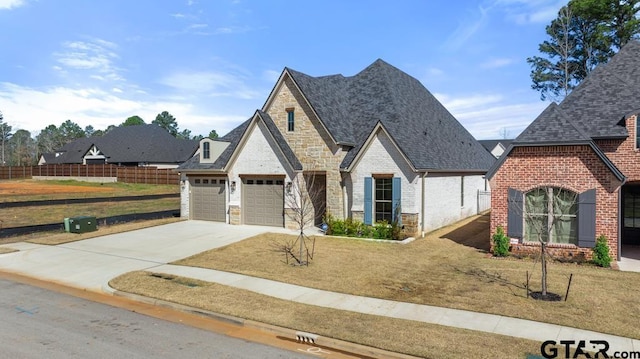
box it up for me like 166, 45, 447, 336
0, 221, 292, 292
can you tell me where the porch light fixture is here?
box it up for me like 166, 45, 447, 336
230, 181, 236, 193
286, 181, 293, 194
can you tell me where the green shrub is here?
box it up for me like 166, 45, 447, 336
373, 220, 391, 239
592, 235, 611, 268
492, 226, 510, 257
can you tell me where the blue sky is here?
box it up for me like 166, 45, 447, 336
0, 0, 566, 140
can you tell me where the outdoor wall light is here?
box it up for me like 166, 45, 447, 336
230, 181, 236, 192
286, 181, 293, 194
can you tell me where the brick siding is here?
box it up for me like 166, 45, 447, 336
490, 144, 622, 259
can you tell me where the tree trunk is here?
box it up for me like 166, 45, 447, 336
541, 241, 548, 297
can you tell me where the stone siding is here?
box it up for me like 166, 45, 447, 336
265, 76, 347, 219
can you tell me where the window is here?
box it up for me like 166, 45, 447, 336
637, 117, 640, 149
203, 142, 210, 159
364, 176, 401, 225
524, 187, 578, 244
287, 109, 295, 132
375, 178, 393, 223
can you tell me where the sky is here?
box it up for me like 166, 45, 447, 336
0, 0, 567, 140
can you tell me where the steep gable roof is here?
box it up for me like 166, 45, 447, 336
514, 40, 640, 145
178, 111, 302, 172
287, 59, 495, 171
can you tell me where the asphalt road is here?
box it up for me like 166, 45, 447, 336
0, 278, 311, 359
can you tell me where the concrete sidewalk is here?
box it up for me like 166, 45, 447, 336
129, 264, 640, 353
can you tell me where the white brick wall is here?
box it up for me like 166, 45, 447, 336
227, 121, 295, 208
423, 174, 486, 231
180, 174, 190, 219
349, 130, 420, 213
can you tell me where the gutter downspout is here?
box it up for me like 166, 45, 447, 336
421, 171, 427, 237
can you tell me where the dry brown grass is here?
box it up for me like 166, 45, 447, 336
0, 179, 177, 202
110, 271, 550, 359
1, 198, 179, 228
175, 213, 640, 339
0, 247, 18, 254
11, 218, 184, 245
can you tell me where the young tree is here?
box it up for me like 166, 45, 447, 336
208, 130, 219, 139
153, 111, 178, 136
275, 173, 325, 266
510, 187, 579, 299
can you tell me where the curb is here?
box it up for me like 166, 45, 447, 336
105, 284, 421, 359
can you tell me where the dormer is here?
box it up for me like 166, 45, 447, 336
199, 137, 230, 164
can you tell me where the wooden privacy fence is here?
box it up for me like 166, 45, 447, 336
0, 164, 180, 185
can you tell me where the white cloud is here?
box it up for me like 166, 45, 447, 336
54, 39, 123, 82
0, 82, 245, 138
435, 92, 548, 139
0, 0, 25, 10
159, 70, 260, 99
262, 69, 281, 83
480, 58, 514, 69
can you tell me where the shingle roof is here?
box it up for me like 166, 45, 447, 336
288, 59, 495, 171
515, 40, 640, 144
177, 111, 303, 172
45, 124, 198, 165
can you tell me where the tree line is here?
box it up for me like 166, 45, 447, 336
528, 0, 640, 101
0, 110, 218, 166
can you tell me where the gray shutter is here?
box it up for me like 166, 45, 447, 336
507, 188, 523, 238
578, 189, 596, 248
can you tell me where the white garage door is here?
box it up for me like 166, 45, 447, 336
190, 177, 226, 222
243, 178, 284, 227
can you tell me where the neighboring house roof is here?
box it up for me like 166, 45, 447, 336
43, 124, 199, 165
180, 59, 494, 173
478, 139, 514, 153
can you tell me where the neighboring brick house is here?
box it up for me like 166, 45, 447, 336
39, 124, 198, 168
487, 41, 640, 261
178, 59, 494, 236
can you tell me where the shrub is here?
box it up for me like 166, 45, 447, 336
492, 226, 510, 257
592, 235, 611, 268
373, 220, 391, 239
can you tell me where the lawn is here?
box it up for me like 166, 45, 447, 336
0, 179, 178, 202
110, 271, 557, 359
173, 213, 640, 340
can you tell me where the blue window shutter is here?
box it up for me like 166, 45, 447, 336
507, 188, 523, 238
392, 177, 401, 224
364, 177, 372, 225
578, 189, 596, 248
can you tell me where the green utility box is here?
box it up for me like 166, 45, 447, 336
68, 216, 97, 233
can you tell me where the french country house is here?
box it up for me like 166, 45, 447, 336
487, 40, 640, 261
177, 59, 494, 236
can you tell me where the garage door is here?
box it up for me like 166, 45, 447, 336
190, 177, 226, 221
243, 178, 284, 227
